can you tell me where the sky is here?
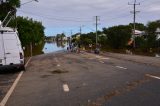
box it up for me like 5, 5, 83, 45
16, 0, 160, 36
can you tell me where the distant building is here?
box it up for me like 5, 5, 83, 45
128, 29, 145, 46
132, 29, 145, 37
156, 28, 160, 40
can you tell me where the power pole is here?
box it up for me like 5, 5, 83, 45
80, 26, 82, 35
95, 16, 100, 48
70, 30, 73, 36
128, 0, 140, 48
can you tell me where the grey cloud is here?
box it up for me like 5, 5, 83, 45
17, 0, 160, 35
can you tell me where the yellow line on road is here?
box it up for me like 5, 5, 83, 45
0, 57, 32, 106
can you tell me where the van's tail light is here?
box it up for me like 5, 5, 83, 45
19, 52, 23, 59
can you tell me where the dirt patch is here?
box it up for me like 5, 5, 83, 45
51, 69, 69, 74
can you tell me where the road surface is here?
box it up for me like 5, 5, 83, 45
1, 51, 160, 106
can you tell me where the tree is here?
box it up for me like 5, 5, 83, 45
80, 32, 95, 47
9, 16, 45, 46
103, 25, 131, 49
0, 0, 20, 20
56, 33, 66, 41
129, 23, 146, 31
146, 20, 160, 48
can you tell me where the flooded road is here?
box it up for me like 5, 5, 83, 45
24, 41, 68, 57
43, 41, 67, 54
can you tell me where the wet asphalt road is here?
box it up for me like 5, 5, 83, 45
0, 71, 19, 102
1, 51, 160, 106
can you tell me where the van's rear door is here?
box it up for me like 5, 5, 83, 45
3, 32, 20, 65
0, 32, 5, 65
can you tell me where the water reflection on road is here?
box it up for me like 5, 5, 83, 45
24, 41, 68, 57
43, 41, 67, 53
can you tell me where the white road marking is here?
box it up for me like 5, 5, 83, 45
63, 84, 69, 92
99, 61, 104, 63
101, 57, 110, 60
95, 55, 110, 60
116, 66, 127, 70
25, 57, 32, 67
96, 56, 101, 58
0, 57, 32, 106
57, 64, 60, 67
146, 74, 160, 80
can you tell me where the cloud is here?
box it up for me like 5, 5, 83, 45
148, 5, 160, 12
17, 0, 160, 35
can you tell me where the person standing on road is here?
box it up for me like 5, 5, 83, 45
77, 43, 81, 53
89, 44, 92, 52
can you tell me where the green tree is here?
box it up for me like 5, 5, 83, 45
9, 16, 45, 46
80, 32, 95, 47
129, 23, 146, 31
146, 20, 160, 48
103, 25, 131, 49
0, 0, 20, 20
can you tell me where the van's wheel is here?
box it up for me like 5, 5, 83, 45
20, 65, 25, 71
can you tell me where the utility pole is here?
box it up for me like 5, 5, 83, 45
94, 16, 100, 48
128, 0, 140, 48
80, 26, 82, 36
70, 30, 72, 44
70, 30, 73, 36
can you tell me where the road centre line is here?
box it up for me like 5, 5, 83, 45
63, 84, 70, 92
0, 57, 32, 106
95, 55, 110, 60
116, 66, 127, 70
57, 64, 60, 67
99, 61, 104, 63
101, 57, 110, 60
146, 74, 160, 80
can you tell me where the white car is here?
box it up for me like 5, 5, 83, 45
0, 25, 25, 71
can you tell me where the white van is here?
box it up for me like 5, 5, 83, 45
0, 24, 25, 71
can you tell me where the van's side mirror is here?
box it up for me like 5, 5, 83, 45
23, 47, 25, 50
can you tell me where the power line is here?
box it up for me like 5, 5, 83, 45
18, 10, 93, 23
18, 9, 91, 20
101, 13, 132, 22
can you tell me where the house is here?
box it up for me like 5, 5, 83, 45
132, 29, 145, 37
156, 28, 160, 40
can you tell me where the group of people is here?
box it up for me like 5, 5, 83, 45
67, 43, 80, 53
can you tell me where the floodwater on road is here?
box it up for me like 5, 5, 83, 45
24, 41, 68, 57
42, 41, 67, 54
